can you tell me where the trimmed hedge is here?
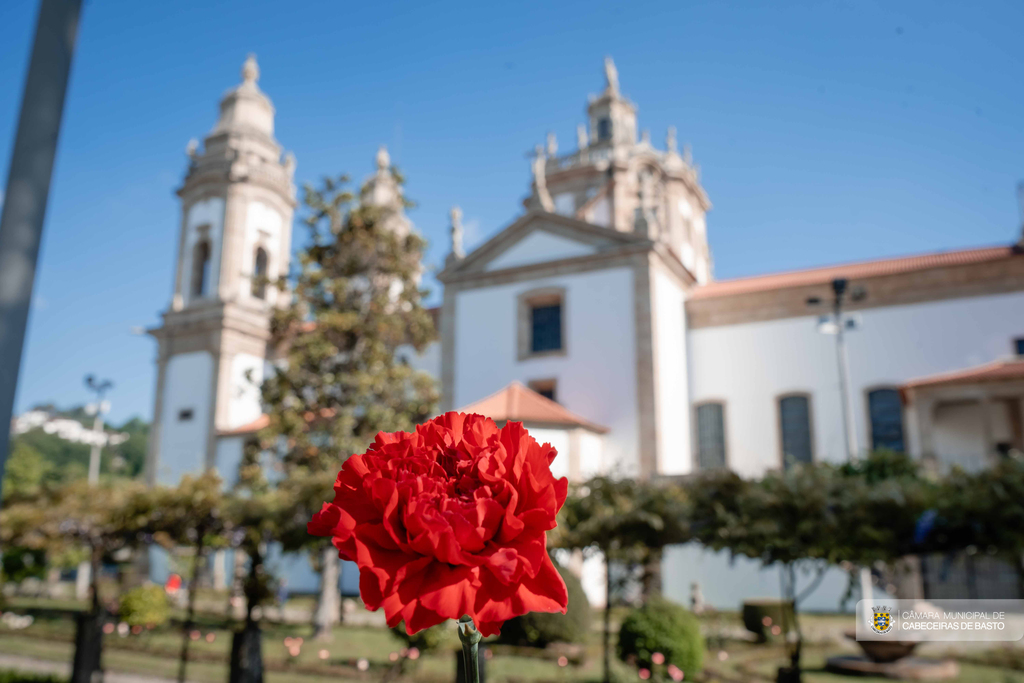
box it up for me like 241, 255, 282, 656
741, 599, 794, 643
498, 560, 590, 647
119, 584, 169, 627
0, 672, 65, 683
617, 599, 703, 681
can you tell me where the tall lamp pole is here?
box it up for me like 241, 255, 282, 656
84, 375, 113, 484
0, 0, 83, 508
810, 278, 872, 622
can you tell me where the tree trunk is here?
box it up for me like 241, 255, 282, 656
179, 530, 206, 683
641, 549, 663, 601
313, 547, 340, 640
603, 551, 612, 683
71, 545, 103, 683
229, 545, 265, 683
227, 550, 248, 620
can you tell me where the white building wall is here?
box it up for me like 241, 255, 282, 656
653, 268, 692, 474
228, 352, 266, 429
453, 267, 639, 475
529, 428, 572, 480
485, 232, 596, 272
579, 430, 604, 478
156, 351, 214, 485
181, 197, 225, 306
688, 291, 1024, 476
239, 201, 284, 305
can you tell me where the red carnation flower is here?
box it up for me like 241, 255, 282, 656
308, 412, 569, 635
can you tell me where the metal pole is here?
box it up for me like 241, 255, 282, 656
0, 0, 83, 508
87, 410, 104, 483
832, 279, 859, 461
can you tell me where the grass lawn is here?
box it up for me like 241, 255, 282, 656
2, 599, 1023, 683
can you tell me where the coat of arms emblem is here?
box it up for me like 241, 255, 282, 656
871, 605, 894, 634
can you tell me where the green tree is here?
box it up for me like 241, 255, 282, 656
557, 477, 689, 683
258, 166, 438, 638
2, 441, 52, 502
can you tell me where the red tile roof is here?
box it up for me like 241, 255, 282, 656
458, 382, 609, 433
903, 358, 1024, 391
691, 245, 1019, 299
218, 414, 270, 436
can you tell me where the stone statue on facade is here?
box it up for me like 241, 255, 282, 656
546, 132, 558, 156
449, 205, 465, 260
531, 144, 555, 212
604, 56, 619, 94
666, 126, 678, 155
577, 124, 588, 150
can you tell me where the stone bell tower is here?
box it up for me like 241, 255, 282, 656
146, 55, 296, 485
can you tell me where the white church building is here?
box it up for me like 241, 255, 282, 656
146, 56, 1024, 608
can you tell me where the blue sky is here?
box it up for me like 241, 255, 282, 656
1, 0, 1022, 424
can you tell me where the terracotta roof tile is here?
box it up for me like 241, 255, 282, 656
218, 414, 270, 436
458, 382, 609, 433
903, 358, 1024, 390
691, 245, 1019, 300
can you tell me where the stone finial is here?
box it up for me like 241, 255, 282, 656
242, 54, 259, 85
376, 145, 391, 172
683, 143, 693, 165
577, 124, 588, 149
283, 151, 296, 178
450, 205, 465, 260
666, 126, 678, 154
1018, 181, 1024, 245
185, 138, 199, 160
640, 129, 651, 145
531, 144, 554, 212
546, 132, 558, 156
604, 56, 619, 94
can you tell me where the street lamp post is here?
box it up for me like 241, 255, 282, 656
75, 374, 112, 600
810, 278, 873, 625
84, 375, 113, 484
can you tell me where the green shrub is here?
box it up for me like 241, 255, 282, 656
119, 584, 169, 627
741, 599, 794, 643
0, 671, 65, 683
498, 560, 590, 647
617, 599, 703, 680
390, 620, 456, 652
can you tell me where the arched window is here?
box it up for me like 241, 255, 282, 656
191, 240, 211, 298
779, 394, 813, 468
695, 402, 727, 470
868, 388, 905, 452
251, 247, 269, 299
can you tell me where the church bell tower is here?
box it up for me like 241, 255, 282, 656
146, 55, 296, 485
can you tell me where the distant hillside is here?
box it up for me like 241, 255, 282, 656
5, 406, 149, 497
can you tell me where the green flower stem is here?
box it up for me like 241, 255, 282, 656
457, 615, 482, 683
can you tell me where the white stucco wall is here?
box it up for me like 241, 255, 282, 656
933, 401, 1014, 472
240, 200, 284, 305
181, 197, 225, 306
485, 231, 597, 272
398, 340, 441, 379
579, 430, 604, 478
215, 435, 245, 488
228, 352, 266, 429
530, 428, 571, 480
688, 291, 1024, 476
653, 268, 692, 474
156, 351, 214, 485
453, 267, 639, 475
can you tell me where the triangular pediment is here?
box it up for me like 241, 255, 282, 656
441, 210, 648, 280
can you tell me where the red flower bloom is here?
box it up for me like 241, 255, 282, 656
308, 412, 569, 635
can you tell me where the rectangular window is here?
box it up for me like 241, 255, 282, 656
696, 402, 726, 470
868, 388, 905, 452
531, 304, 563, 353
779, 395, 813, 468
528, 379, 557, 402
178, 408, 194, 422
1015, 338, 1024, 356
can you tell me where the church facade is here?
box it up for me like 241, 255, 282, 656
147, 56, 1024, 607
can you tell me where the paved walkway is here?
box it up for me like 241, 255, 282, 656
0, 653, 195, 683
